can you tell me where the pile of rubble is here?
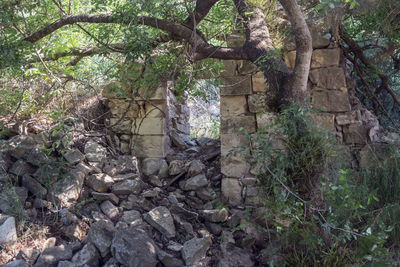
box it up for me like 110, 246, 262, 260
0, 129, 269, 267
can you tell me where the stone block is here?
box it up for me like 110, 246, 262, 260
226, 33, 245, 47
309, 67, 347, 90
221, 178, 242, 206
133, 117, 165, 135
106, 118, 132, 134
136, 86, 164, 100
220, 133, 250, 178
221, 60, 238, 77
312, 90, 351, 112
108, 100, 141, 118
336, 112, 359, 125
221, 154, 249, 178
248, 93, 267, 113
220, 133, 249, 157
256, 112, 277, 130
312, 113, 335, 132
252, 72, 268, 93
220, 96, 247, 117
220, 115, 256, 134
143, 101, 165, 118
102, 82, 131, 99
311, 48, 341, 69
343, 124, 368, 144
221, 76, 252, 96
131, 135, 169, 158
238, 60, 258, 75
286, 48, 341, 69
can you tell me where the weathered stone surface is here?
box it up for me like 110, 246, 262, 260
309, 67, 347, 90
144, 206, 176, 238
252, 72, 268, 93
336, 113, 359, 125
48, 169, 85, 207
201, 208, 229, 223
133, 118, 165, 135
5, 260, 29, 267
92, 192, 119, 205
168, 160, 187, 175
137, 86, 164, 100
34, 245, 73, 267
312, 113, 335, 132
220, 115, 256, 134
220, 96, 247, 116
219, 242, 254, 267
143, 101, 165, 118
101, 200, 120, 220
22, 174, 47, 198
248, 93, 267, 113
237, 60, 258, 75
5, 134, 49, 160
57, 261, 74, 267
102, 81, 131, 99
256, 112, 277, 130
311, 48, 341, 69
221, 60, 238, 77
285, 48, 340, 69
180, 174, 208, 191
131, 135, 169, 158
220, 133, 250, 178
111, 227, 158, 267
9, 160, 36, 176
85, 141, 107, 162
141, 158, 168, 177
26, 147, 51, 166
0, 216, 17, 246
343, 124, 368, 144
112, 179, 143, 195
221, 178, 242, 206
108, 99, 141, 117
88, 220, 116, 257
16, 247, 40, 265
169, 130, 188, 150
121, 210, 142, 226
63, 149, 85, 164
157, 250, 184, 267
86, 173, 114, 193
103, 155, 137, 176
312, 90, 351, 112
106, 118, 132, 135
220, 76, 252, 96
181, 237, 212, 266
71, 243, 99, 267
187, 160, 205, 178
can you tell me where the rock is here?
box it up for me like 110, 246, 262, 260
148, 175, 162, 187
112, 179, 142, 195
142, 187, 161, 198
181, 236, 212, 266
9, 160, 36, 176
57, 261, 74, 267
5, 134, 49, 160
221, 231, 235, 243
187, 160, 205, 177
103, 258, 119, 267
0, 216, 17, 246
26, 147, 51, 166
141, 158, 169, 178
61, 224, 85, 241
5, 260, 29, 267
33, 164, 59, 185
167, 241, 183, 252
42, 237, 57, 249
22, 174, 47, 198
111, 227, 158, 267
85, 140, 107, 162
59, 209, 79, 225
33, 199, 53, 209
170, 204, 199, 220
221, 178, 242, 206
180, 174, 208, 191
63, 149, 85, 164
121, 210, 142, 226
168, 160, 187, 175
88, 220, 116, 257
103, 155, 137, 176
92, 192, 119, 205
170, 130, 188, 150
86, 173, 114, 193
113, 173, 138, 182
196, 187, 216, 201
49, 169, 85, 207
100, 200, 120, 220
202, 208, 229, 223
16, 247, 40, 265
158, 250, 184, 267
206, 222, 222, 235
219, 242, 254, 267
71, 243, 100, 267
34, 244, 73, 267
13, 186, 29, 204
144, 206, 176, 238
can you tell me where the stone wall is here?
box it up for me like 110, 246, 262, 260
220, 31, 382, 206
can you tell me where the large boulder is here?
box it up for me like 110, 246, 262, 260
88, 220, 116, 257
111, 227, 158, 267
181, 237, 212, 266
48, 169, 85, 208
85, 140, 107, 162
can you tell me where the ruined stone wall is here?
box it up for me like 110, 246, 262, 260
220, 31, 382, 206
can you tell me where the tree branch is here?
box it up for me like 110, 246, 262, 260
184, 0, 220, 29
24, 13, 246, 61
